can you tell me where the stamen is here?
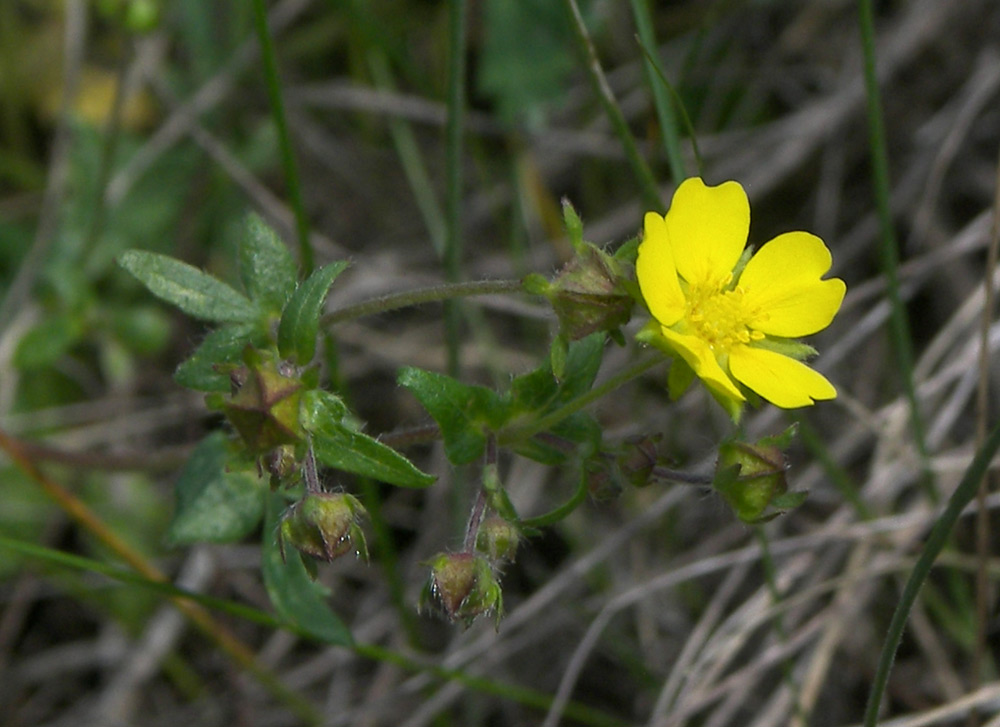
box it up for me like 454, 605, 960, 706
685, 282, 757, 353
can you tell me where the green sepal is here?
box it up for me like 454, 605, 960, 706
262, 493, 353, 645
667, 357, 695, 400
118, 250, 254, 323
561, 198, 585, 254
165, 432, 266, 545
613, 235, 640, 263
549, 334, 568, 381
398, 367, 507, 465
753, 337, 819, 361
240, 214, 298, 314
302, 390, 435, 488
278, 260, 350, 365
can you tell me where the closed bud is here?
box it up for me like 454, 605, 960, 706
421, 552, 503, 627
546, 243, 633, 341
221, 347, 305, 454
713, 431, 805, 523
475, 515, 520, 563
279, 492, 368, 562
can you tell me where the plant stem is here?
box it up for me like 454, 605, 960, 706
863, 418, 1000, 726
444, 0, 468, 377
857, 0, 933, 501
563, 0, 663, 213
502, 355, 661, 444
629, 0, 686, 184
251, 0, 313, 274
322, 278, 524, 325
521, 475, 588, 529
972, 151, 1000, 692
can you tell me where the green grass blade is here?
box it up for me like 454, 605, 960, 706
251, 0, 314, 274
444, 0, 469, 377
857, 0, 933, 500
562, 0, 663, 213
629, 0, 686, 184
863, 418, 1000, 725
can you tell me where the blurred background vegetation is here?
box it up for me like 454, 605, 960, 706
1, 0, 1000, 725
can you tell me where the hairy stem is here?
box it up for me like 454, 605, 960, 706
322, 278, 524, 325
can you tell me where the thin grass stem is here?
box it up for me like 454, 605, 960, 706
322, 278, 524, 326
443, 0, 468, 377
562, 0, 663, 213
502, 355, 661, 443
862, 418, 1000, 726
629, 0, 686, 184
251, 0, 313, 274
856, 0, 933, 501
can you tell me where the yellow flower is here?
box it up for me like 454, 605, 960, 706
636, 177, 846, 417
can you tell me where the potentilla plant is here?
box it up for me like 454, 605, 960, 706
118, 177, 844, 638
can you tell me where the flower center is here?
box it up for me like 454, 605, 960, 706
685, 278, 763, 352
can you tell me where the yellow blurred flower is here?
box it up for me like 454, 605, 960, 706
636, 177, 846, 418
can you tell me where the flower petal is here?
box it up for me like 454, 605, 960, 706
729, 346, 836, 408
637, 212, 686, 326
665, 178, 749, 285
739, 232, 846, 337
659, 326, 745, 403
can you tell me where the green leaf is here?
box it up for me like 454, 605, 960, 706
118, 250, 254, 323
278, 260, 349, 365
174, 324, 258, 392
240, 214, 298, 313
302, 391, 435, 488
512, 412, 601, 465
165, 432, 266, 545
262, 493, 353, 646
509, 333, 604, 415
552, 332, 604, 403
398, 367, 504, 465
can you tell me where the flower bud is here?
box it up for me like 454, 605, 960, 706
421, 552, 503, 626
545, 244, 633, 341
279, 492, 368, 562
475, 515, 520, 563
713, 431, 805, 523
221, 347, 305, 454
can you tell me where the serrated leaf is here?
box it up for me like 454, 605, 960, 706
262, 493, 353, 646
165, 433, 266, 545
278, 260, 349, 365
302, 392, 435, 488
398, 367, 504, 465
771, 490, 809, 510
174, 324, 259, 392
118, 250, 254, 323
240, 214, 298, 313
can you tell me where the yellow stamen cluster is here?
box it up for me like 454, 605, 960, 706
685, 281, 764, 353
